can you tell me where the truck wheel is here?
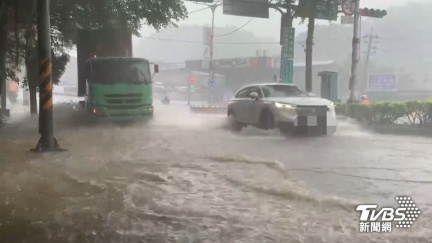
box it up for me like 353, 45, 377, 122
79, 101, 86, 110
228, 112, 243, 132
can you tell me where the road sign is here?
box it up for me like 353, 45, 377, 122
223, 0, 269, 18
282, 27, 295, 59
208, 79, 215, 87
341, 0, 354, 16
341, 15, 354, 24
297, 0, 339, 21
368, 74, 397, 91
280, 27, 295, 84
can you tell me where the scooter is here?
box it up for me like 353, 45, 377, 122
161, 97, 170, 105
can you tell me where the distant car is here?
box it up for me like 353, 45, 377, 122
227, 83, 337, 136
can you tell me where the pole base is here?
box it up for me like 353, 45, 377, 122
1, 108, 10, 117
30, 137, 67, 152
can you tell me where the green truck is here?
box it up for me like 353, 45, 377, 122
77, 29, 158, 120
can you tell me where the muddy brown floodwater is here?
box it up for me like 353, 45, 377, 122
0, 102, 431, 243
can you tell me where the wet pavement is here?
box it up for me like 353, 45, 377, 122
1, 98, 432, 242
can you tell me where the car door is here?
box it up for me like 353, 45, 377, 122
245, 86, 263, 124
243, 86, 259, 124
231, 87, 252, 122
245, 86, 265, 124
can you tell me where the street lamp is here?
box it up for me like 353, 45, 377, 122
191, 2, 221, 105
209, 5, 219, 85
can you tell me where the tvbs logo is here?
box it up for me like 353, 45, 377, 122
356, 196, 421, 233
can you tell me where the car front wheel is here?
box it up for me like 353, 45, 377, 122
228, 113, 243, 132
278, 122, 295, 137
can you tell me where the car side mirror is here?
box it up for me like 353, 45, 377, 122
154, 64, 159, 74
307, 92, 316, 97
249, 92, 259, 100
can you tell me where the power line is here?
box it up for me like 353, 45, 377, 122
141, 36, 279, 45
214, 18, 254, 37
188, 6, 210, 14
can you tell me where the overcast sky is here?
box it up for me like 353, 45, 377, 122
133, 0, 427, 46
68, 0, 427, 57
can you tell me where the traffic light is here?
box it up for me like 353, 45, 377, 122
361, 8, 387, 18
189, 75, 196, 83
189, 75, 196, 90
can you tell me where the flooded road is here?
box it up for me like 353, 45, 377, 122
1, 100, 432, 242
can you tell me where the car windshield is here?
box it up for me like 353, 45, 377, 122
261, 85, 307, 97
87, 59, 151, 84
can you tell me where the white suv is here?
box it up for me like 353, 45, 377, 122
227, 83, 337, 136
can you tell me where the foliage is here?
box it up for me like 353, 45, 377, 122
51, 0, 188, 43
1, 0, 188, 87
336, 100, 432, 125
22, 49, 70, 88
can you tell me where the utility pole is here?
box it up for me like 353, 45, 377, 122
362, 28, 378, 94
208, 5, 217, 106
190, 1, 221, 106
0, 80, 5, 111
187, 70, 191, 106
0, 1, 6, 116
348, 0, 361, 103
23, 89, 30, 106
193, 0, 296, 87
32, 0, 64, 152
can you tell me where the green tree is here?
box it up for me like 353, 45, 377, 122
52, 0, 188, 41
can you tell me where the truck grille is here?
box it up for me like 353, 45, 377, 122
104, 93, 142, 105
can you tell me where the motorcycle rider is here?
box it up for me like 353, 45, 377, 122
360, 95, 369, 104
161, 95, 170, 104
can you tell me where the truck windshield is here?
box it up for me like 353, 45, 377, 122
262, 85, 307, 97
88, 60, 151, 84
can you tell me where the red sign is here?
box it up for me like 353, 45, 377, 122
8, 82, 18, 92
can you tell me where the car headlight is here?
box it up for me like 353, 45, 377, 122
275, 102, 296, 108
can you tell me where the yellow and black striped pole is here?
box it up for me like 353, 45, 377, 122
32, 0, 63, 152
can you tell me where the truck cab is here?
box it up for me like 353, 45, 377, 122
83, 57, 159, 120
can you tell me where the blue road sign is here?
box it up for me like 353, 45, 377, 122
208, 79, 215, 87
368, 74, 397, 91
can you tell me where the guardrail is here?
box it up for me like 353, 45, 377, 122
190, 105, 227, 114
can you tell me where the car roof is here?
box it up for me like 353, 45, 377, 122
237, 83, 297, 90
